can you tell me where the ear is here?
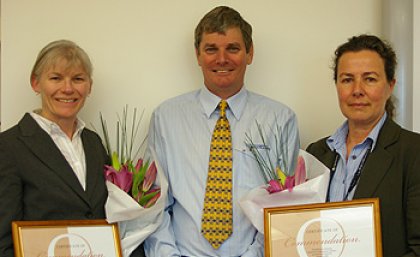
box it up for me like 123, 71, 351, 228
30, 75, 40, 93
246, 44, 254, 65
388, 78, 396, 95
88, 79, 93, 94
195, 48, 202, 67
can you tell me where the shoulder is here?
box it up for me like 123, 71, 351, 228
306, 137, 330, 156
0, 115, 35, 161
398, 122, 420, 144
0, 126, 20, 155
392, 128, 420, 156
81, 128, 106, 154
82, 127, 102, 140
81, 128, 108, 161
399, 128, 420, 143
246, 90, 296, 117
0, 124, 19, 140
247, 91, 293, 109
379, 118, 420, 151
0, 114, 33, 141
152, 90, 200, 117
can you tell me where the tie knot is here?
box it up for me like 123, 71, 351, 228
218, 100, 228, 118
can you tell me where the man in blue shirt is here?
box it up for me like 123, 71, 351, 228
145, 6, 300, 257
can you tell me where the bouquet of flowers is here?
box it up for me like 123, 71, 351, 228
240, 121, 329, 233
245, 121, 307, 193
97, 106, 167, 257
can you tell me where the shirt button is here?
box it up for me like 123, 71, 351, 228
352, 155, 357, 160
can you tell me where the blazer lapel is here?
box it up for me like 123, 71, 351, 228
18, 114, 91, 205
321, 151, 336, 170
354, 146, 393, 197
315, 140, 337, 170
354, 118, 400, 198
82, 130, 102, 201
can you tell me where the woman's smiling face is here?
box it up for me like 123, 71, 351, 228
31, 58, 92, 124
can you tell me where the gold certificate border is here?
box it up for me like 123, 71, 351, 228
11, 219, 122, 257
264, 198, 382, 257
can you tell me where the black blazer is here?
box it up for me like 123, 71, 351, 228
307, 117, 420, 257
0, 113, 108, 257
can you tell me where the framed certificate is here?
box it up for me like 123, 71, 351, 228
264, 198, 382, 257
12, 219, 122, 257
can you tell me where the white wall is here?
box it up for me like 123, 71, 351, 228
1, 0, 382, 148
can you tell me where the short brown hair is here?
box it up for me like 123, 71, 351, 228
194, 6, 253, 53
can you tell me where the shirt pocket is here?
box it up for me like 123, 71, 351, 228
233, 145, 267, 194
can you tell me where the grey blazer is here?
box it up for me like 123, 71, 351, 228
0, 113, 108, 257
307, 117, 420, 257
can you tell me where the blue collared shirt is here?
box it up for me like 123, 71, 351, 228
326, 113, 387, 202
145, 86, 300, 257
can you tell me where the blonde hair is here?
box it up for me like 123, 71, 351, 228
31, 40, 93, 82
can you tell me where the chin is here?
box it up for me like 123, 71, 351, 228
349, 117, 376, 126
56, 111, 79, 119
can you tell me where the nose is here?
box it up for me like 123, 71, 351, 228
62, 78, 75, 93
352, 78, 364, 97
216, 50, 228, 65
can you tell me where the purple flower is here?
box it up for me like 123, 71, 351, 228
104, 164, 133, 193
267, 179, 282, 194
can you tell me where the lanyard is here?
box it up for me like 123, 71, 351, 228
326, 142, 372, 202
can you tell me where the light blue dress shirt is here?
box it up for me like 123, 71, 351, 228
326, 113, 387, 202
145, 87, 300, 257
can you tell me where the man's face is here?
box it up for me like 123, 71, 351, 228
196, 27, 253, 99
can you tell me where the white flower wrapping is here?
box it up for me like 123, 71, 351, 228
239, 149, 330, 233
105, 158, 168, 257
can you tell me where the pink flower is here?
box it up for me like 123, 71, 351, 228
138, 188, 161, 207
130, 159, 161, 208
267, 179, 282, 194
104, 164, 133, 193
98, 107, 161, 208
135, 158, 143, 171
142, 161, 157, 192
294, 156, 306, 186
284, 176, 295, 192
143, 189, 161, 208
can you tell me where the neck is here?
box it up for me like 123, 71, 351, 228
347, 127, 371, 144
345, 121, 377, 160
38, 110, 77, 139
58, 120, 77, 139
207, 85, 243, 100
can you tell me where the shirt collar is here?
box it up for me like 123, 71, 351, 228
30, 111, 85, 139
327, 112, 387, 152
199, 86, 247, 120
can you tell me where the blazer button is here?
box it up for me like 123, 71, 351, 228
86, 212, 94, 219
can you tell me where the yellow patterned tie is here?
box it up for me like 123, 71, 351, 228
201, 100, 233, 249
